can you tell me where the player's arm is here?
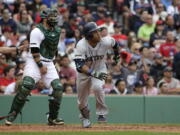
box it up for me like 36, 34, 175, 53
74, 59, 108, 80
31, 47, 43, 67
30, 47, 47, 74
112, 41, 120, 64
103, 36, 120, 64
29, 28, 47, 74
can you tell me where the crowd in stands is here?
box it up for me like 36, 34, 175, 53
0, 0, 180, 96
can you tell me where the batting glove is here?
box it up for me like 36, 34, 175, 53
91, 71, 108, 80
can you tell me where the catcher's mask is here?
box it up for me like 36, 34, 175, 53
83, 22, 100, 40
40, 8, 58, 27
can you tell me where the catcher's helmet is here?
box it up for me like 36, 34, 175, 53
40, 8, 58, 27
83, 22, 99, 40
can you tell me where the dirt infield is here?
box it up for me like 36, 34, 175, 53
1, 124, 180, 133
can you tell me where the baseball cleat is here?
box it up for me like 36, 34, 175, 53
48, 117, 64, 126
97, 115, 107, 123
82, 118, 91, 128
5, 119, 12, 126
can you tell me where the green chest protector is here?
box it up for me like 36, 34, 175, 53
37, 24, 61, 59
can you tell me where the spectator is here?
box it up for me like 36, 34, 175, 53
157, 67, 180, 94
149, 20, 166, 49
103, 75, 114, 94
122, 59, 141, 93
161, 0, 172, 9
4, 69, 23, 95
159, 30, 176, 65
65, 38, 76, 69
139, 63, 151, 85
130, 42, 142, 61
15, 9, 33, 36
92, 2, 106, 22
110, 79, 128, 95
18, 38, 29, 61
28, 0, 43, 14
63, 14, 77, 38
99, 26, 108, 37
79, 10, 93, 27
31, 79, 48, 94
34, 4, 48, 24
127, 31, 138, 49
110, 63, 124, 84
57, 28, 66, 56
150, 54, 166, 83
1, 27, 14, 47
167, 0, 180, 16
173, 39, 180, 79
133, 81, 143, 94
174, 24, 180, 40
138, 14, 155, 47
14, 57, 25, 76
74, 28, 83, 42
129, 8, 147, 33
164, 15, 176, 33
75, 1, 86, 18
112, 23, 128, 47
99, 11, 115, 35
158, 81, 168, 94
59, 55, 77, 93
143, 76, 159, 95
152, 3, 166, 23
0, 8, 17, 33
139, 46, 153, 66
13, 2, 27, 22
129, 0, 153, 15
0, 53, 8, 77
0, 65, 16, 93
120, 50, 132, 68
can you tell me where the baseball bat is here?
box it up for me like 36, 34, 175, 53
0, 112, 16, 121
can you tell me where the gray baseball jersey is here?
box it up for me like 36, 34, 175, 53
74, 36, 115, 73
74, 36, 115, 116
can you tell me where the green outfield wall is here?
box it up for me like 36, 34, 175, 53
0, 95, 180, 124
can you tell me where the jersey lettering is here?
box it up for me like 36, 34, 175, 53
85, 55, 104, 62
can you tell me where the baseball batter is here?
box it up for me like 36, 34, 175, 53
74, 22, 120, 128
5, 8, 64, 126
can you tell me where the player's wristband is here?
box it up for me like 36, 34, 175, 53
37, 61, 43, 68
87, 69, 93, 76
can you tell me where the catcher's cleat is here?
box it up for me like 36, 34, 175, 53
5, 119, 12, 126
97, 115, 107, 123
82, 118, 91, 128
4, 112, 17, 126
48, 117, 64, 126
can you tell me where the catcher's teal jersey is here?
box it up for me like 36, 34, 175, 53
36, 24, 61, 59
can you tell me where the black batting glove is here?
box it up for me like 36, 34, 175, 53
91, 71, 108, 80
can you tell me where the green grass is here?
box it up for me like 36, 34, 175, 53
0, 132, 180, 135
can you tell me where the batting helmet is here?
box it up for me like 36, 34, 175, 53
83, 22, 100, 40
40, 8, 58, 27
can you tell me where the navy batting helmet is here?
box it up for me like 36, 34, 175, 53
40, 8, 58, 27
83, 22, 99, 40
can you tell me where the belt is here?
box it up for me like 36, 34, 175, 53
41, 59, 52, 62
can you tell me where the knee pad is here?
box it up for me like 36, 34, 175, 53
19, 76, 35, 100
51, 79, 63, 101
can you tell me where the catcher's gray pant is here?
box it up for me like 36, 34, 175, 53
77, 75, 108, 116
